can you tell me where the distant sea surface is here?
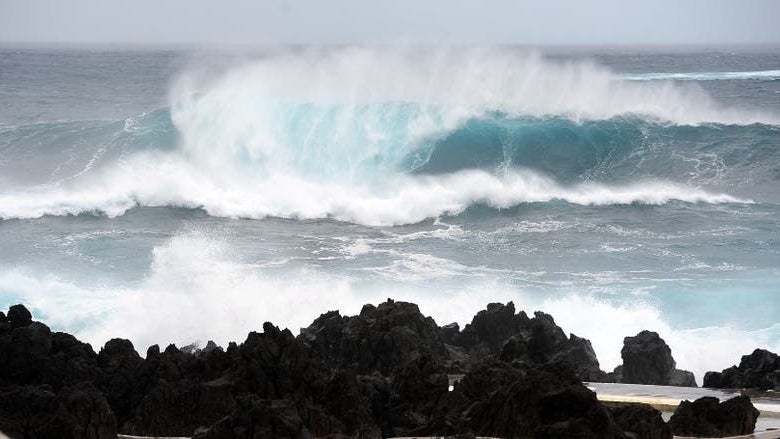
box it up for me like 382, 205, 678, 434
1, 46, 779, 382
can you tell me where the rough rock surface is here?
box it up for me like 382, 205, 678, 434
614, 330, 697, 387
668, 395, 759, 437
5, 301, 752, 439
192, 396, 314, 439
609, 403, 672, 439
299, 299, 448, 375
441, 359, 624, 438
442, 302, 606, 381
703, 348, 780, 390
0, 382, 116, 439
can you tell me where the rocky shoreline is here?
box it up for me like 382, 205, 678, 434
0, 300, 776, 438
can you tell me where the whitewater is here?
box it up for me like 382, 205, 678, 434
1, 46, 779, 382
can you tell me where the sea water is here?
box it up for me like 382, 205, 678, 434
0, 46, 778, 383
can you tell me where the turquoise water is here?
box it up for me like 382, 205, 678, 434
0, 47, 778, 382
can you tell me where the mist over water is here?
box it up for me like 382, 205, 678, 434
1, 46, 779, 383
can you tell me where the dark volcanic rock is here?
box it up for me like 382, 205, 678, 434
192, 395, 314, 439
449, 359, 623, 438
616, 330, 696, 387
442, 302, 606, 381
1, 321, 53, 385
125, 379, 236, 436
233, 322, 330, 398
7, 304, 32, 329
668, 395, 759, 437
386, 355, 449, 436
0, 300, 635, 439
0, 382, 116, 439
609, 403, 672, 439
299, 299, 447, 375
498, 311, 606, 381
97, 338, 144, 428
704, 348, 780, 390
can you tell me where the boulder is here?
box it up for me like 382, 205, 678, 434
668, 395, 759, 437
703, 348, 780, 390
616, 331, 696, 387
609, 403, 672, 439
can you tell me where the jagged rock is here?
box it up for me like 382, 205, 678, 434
0, 321, 53, 385
125, 379, 235, 436
456, 302, 526, 357
233, 322, 330, 398
442, 359, 623, 438
439, 322, 460, 345
299, 299, 447, 375
192, 396, 314, 439
97, 338, 144, 428
616, 331, 696, 387
498, 311, 606, 381
609, 403, 672, 439
386, 355, 449, 436
668, 395, 759, 437
320, 369, 383, 436
704, 348, 780, 390
0, 382, 116, 439
6, 305, 32, 329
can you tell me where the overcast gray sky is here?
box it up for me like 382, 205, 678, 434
1, 0, 779, 46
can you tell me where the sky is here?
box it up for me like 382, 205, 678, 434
1, 0, 779, 46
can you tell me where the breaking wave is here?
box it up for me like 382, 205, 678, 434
0, 48, 776, 225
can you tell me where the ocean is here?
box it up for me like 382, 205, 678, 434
0, 46, 778, 383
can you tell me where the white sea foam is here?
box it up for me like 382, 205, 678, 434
1, 231, 777, 383
0, 48, 770, 223
0, 164, 749, 225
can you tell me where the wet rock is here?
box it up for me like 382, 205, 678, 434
668, 395, 759, 437
616, 330, 697, 387
609, 403, 672, 439
0, 382, 116, 439
704, 348, 780, 390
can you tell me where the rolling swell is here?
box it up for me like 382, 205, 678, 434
416, 116, 780, 185
1, 48, 778, 224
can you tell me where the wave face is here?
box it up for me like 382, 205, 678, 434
0, 48, 778, 224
